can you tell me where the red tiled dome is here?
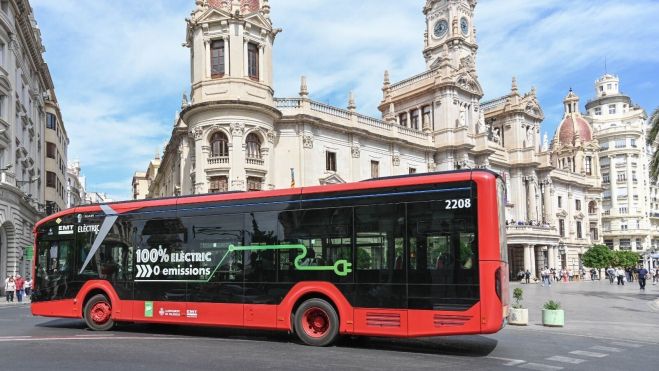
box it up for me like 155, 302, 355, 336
559, 116, 592, 144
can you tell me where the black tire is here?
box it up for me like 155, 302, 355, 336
294, 298, 339, 346
83, 294, 114, 331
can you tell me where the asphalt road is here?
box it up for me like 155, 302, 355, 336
0, 280, 657, 370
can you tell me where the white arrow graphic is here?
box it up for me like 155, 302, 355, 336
145, 265, 153, 278
136, 265, 143, 278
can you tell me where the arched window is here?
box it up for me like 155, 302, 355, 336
588, 201, 597, 214
210, 40, 225, 77
210, 132, 229, 157
246, 133, 261, 159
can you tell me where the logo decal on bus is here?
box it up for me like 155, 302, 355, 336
144, 301, 153, 318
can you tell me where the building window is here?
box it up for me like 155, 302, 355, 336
604, 240, 613, 249
619, 239, 631, 250
247, 176, 262, 191
370, 160, 379, 178
210, 40, 225, 77
576, 199, 581, 211
617, 171, 626, 182
585, 156, 592, 175
409, 167, 417, 174
590, 227, 598, 240
326, 151, 337, 172
559, 219, 565, 237
46, 142, 56, 159
615, 138, 625, 148
608, 104, 616, 114
636, 238, 642, 250
46, 171, 56, 188
209, 176, 228, 193
619, 207, 628, 215
558, 196, 563, 208
410, 109, 419, 130
576, 221, 582, 238
210, 132, 229, 157
399, 113, 408, 127
588, 201, 597, 214
245, 133, 261, 159
594, 107, 601, 116
247, 42, 259, 80
602, 173, 609, 183
46, 113, 56, 130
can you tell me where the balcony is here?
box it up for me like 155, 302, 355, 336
246, 157, 264, 166
506, 224, 559, 245
207, 156, 229, 165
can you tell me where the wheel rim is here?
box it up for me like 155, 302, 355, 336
90, 301, 111, 325
301, 307, 330, 338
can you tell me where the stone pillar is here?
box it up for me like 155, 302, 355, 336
205, 40, 211, 78
523, 244, 532, 273
626, 154, 633, 214
548, 245, 555, 270
543, 181, 553, 223
223, 37, 230, 76
243, 41, 248, 77
609, 155, 618, 212
528, 176, 538, 222
258, 44, 264, 82
530, 245, 537, 278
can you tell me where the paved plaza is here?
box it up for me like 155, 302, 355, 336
0, 279, 656, 370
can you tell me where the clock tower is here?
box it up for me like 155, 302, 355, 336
423, 0, 478, 71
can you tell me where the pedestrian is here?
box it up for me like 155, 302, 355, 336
568, 269, 574, 282
637, 266, 648, 290
524, 269, 531, 284
24, 277, 32, 297
4, 276, 15, 302
616, 267, 625, 285
590, 268, 597, 281
607, 266, 615, 284
632, 267, 639, 282
653, 267, 659, 285
625, 267, 633, 283
14, 274, 24, 303
517, 269, 524, 282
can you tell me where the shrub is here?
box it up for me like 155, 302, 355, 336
512, 287, 524, 309
543, 300, 561, 310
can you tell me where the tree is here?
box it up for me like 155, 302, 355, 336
582, 245, 613, 273
611, 250, 640, 268
646, 107, 659, 180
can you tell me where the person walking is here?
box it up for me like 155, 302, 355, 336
653, 267, 658, 285
616, 267, 625, 285
541, 267, 551, 287
524, 269, 531, 284
14, 274, 24, 303
607, 267, 615, 284
4, 276, 15, 302
638, 266, 648, 290
24, 277, 32, 297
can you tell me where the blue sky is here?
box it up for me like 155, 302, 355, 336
31, 0, 659, 200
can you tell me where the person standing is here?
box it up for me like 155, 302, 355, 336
616, 267, 625, 285
4, 276, 15, 302
607, 267, 615, 284
24, 277, 32, 297
14, 274, 24, 303
653, 267, 658, 285
637, 266, 648, 290
524, 269, 531, 284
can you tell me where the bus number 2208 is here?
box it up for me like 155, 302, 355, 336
445, 199, 471, 209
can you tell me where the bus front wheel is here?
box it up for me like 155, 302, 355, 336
294, 298, 339, 346
84, 294, 115, 331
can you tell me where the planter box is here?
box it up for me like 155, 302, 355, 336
509, 308, 528, 326
542, 309, 564, 327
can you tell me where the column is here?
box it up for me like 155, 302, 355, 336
543, 181, 553, 223
530, 245, 537, 278
626, 154, 633, 215
548, 245, 556, 270
515, 171, 525, 221
243, 41, 248, 77
205, 40, 211, 78
523, 245, 532, 273
224, 37, 230, 76
528, 177, 538, 222
609, 155, 618, 212
258, 44, 264, 82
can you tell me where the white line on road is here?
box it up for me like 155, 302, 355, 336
590, 345, 622, 352
485, 356, 526, 366
545, 355, 586, 364
74, 334, 116, 337
610, 341, 644, 348
569, 350, 608, 358
518, 362, 563, 370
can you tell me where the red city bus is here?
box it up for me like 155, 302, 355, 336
32, 170, 508, 346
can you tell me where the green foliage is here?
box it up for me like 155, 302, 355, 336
611, 250, 640, 269
582, 245, 613, 269
355, 247, 372, 268
647, 107, 659, 180
512, 287, 524, 309
543, 300, 561, 310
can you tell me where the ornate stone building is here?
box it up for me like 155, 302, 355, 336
135, 0, 653, 279
0, 0, 64, 281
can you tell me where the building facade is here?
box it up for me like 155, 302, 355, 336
44, 90, 68, 213
0, 0, 64, 281
134, 0, 652, 279
66, 160, 85, 208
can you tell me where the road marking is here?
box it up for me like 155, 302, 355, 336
590, 345, 622, 352
74, 334, 115, 337
610, 341, 643, 348
569, 350, 608, 358
486, 356, 526, 366
518, 362, 563, 370
546, 355, 586, 364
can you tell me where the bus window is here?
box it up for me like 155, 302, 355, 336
35, 239, 74, 300
407, 200, 479, 310
354, 203, 405, 308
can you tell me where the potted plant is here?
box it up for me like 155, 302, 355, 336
509, 287, 528, 325
542, 300, 564, 327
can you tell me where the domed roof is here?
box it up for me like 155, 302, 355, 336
558, 116, 592, 144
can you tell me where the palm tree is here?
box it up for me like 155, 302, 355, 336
647, 107, 659, 180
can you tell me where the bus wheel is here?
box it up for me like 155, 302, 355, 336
84, 294, 114, 331
294, 298, 339, 346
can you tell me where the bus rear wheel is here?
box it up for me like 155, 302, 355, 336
84, 294, 114, 331
294, 298, 339, 346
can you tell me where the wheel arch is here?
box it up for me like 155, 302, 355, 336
75, 280, 120, 318
277, 282, 353, 333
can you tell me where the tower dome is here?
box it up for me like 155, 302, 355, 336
556, 89, 593, 145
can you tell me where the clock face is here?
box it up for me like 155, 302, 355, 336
460, 17, 469, 36
433, 20, 449, 38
